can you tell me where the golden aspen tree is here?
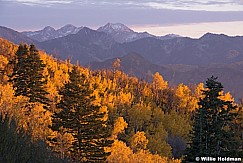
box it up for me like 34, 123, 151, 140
130, 131, 149, 152
107, 140, 133, 163
151, 72, 168, 90
150, 72, 168, 107
175, 83, 197, 112
194, 83, 204, 99
112, 117, 128, 139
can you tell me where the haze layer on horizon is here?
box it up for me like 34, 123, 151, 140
1, 0, 243, 38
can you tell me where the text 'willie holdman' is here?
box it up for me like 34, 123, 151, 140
195, 156, 242, 162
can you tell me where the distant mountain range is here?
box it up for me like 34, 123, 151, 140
1, 24, 243, 99
20, 23, 181, 43
38, 27, 125, 64
1, 23, 243, 66
37, 28, 243, 66
22, 24, 83, 42
123, 33, 243, 65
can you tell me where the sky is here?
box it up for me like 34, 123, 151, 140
1, 0, 243, 38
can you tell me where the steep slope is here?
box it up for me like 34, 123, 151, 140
87, 52, 172, 79
22, 24, 83, 42
39, 27, 126, 64
0, 26, 35, 44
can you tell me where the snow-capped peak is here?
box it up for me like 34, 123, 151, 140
43, 26, 55, 32
57, 24, 80, 36
97, 23, 133, 33
22, 24, 83, 42
59, 24, 76, 32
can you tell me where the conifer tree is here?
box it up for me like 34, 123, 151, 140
183, 76, 239, 162
51, 66, 113, 162
0, 114, 61, 162
9, 44, 49, 108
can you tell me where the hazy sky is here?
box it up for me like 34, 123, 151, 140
1, 0, 243, 37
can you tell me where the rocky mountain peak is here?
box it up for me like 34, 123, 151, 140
43, 26, 55, 32
98, 23, 133, 33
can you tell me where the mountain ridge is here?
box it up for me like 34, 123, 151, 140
97, 23, 155, 43
2, 25, 243, 66
21, 23, 181, 43
38, 27, 125, 64
22, 24, 84, 42
0, 26, 36, 45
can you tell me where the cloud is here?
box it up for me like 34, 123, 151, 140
1, 0, 243, 31
3, 0, 73, 7
141, 0, 243, 11
2, 0, 243, 11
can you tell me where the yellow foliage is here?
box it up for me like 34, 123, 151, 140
112, 117, 128, 139
18, 103, 53, 141
142, 84, 152, 98
0, 41, 193, 162
132, 150, 169, 163
0, 55, 8, 71
151, 72, 168, 90
130, 131, 149, 152
116, 92, 133, 105
103, 93, 115, 109
175, 83, 198, 112
0, 84, 15, 116
100, 105, 109, 122
0, 84, 52, 141
0, 38, 18, 57
108, 140, 178, 163
107, 140, 133, 163
220, 92, 234, 102
194, 83, 204, 99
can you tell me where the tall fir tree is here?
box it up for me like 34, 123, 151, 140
9, 44, 50, 108
51, 66, 113, 162
183, 76, 240, 162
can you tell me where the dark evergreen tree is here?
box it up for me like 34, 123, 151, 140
9, 44, 50, 108
51, 66, 113, 162
0, 114, 62, 163
183, 76, 239, 162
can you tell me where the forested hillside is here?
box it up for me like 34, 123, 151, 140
2, 26, 243, 100
0, 37, 242, 162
